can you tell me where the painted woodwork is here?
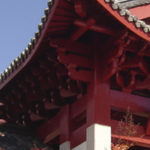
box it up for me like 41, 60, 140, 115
0, 0, 150, 149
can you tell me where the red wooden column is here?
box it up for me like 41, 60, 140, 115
86, 83, 111, 126
59, 104, 71, 150
86, 34, 111, 126
86, 39, 111, 150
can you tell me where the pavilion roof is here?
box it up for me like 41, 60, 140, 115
0, 0, 150, 87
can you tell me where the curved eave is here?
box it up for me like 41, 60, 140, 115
97, 0, 150, 42
0, 0, 59, 90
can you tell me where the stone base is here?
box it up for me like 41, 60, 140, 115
87, 124, 111, 150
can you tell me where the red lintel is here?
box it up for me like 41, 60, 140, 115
74, 19, 114, 35
112, 134, 150, 148
110, 90, 150, 114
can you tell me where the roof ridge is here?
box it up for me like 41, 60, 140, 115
115, 0, 150, 9
0, 0, 53, 83
105, 0, 150, 33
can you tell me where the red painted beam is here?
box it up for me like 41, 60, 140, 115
110, 90, 150, 115
112, 134, 150, 148
130, 4, 150, 20
74, 19, 114, 35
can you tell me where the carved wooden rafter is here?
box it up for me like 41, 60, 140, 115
96, 30, 129, 82
74, 19, 114, 36
71, 18, 96, 41
50, 38, 93, 82
49, 30, 133, 83
114, 37, 150, 91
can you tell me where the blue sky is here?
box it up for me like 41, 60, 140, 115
0, 0, 48, 73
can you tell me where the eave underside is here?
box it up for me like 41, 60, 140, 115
0, 1, 150, 144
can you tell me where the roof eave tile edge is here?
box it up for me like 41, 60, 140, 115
0, 0, 53, 84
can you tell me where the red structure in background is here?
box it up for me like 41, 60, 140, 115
0, 0, 150, 149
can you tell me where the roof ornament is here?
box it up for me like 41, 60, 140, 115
119, 8, 127, 16
44, 8, 50, 16
10, 61, 16, 71
24, 47, 30, 56
31, 37, 36, 46
14, 58, 20, 67
7, 66, 13, 74
34, 32, 40, 39
4, 69, 9, 78
27, 43, 32, 52
38, 23, 44, 32
1, 73, 5, 81
112, 2, 120, 9
48, 0, 53, 8
144, 25, 150, 33
105, 0, 111, 2
0, 76, 2, 82
17, 55, 23, 64
41, 16, 47, 24
21, 50, 27, 60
